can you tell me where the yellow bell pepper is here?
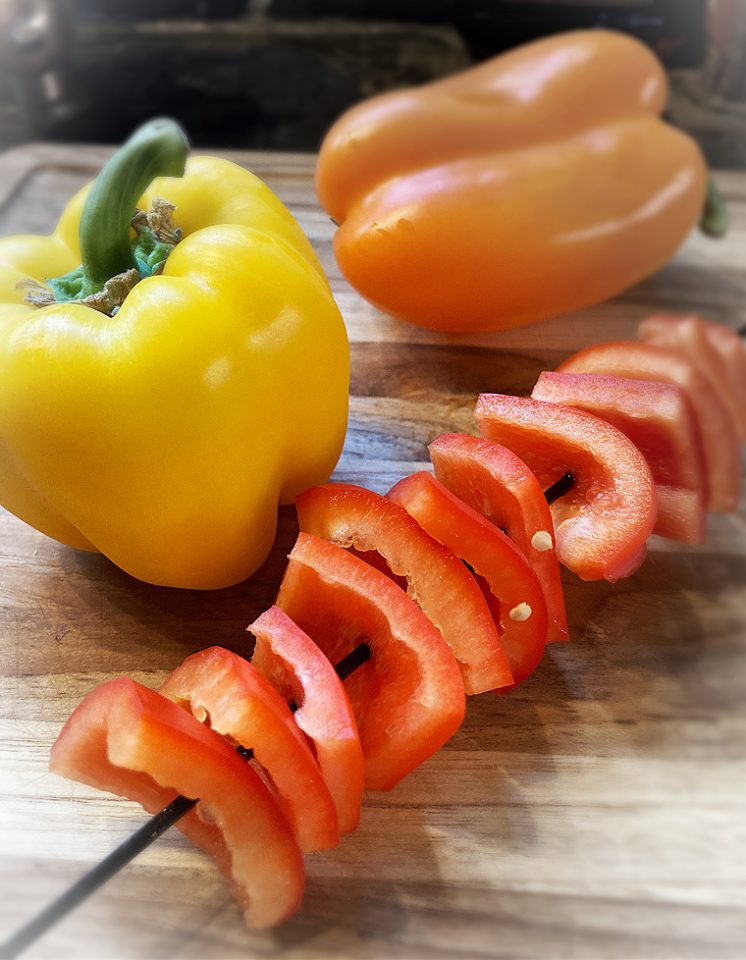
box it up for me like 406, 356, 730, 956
0, 119, 349, 589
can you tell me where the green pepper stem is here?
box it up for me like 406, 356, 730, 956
699, 176, 729, 239
79, 118, 189, 296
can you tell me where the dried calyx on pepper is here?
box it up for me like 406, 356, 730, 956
23, 120, 187, 314
22, 199, 184, 316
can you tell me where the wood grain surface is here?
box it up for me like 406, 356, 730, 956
0, 144, 744, 960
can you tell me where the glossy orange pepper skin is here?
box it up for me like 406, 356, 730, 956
316, 30, 707, 333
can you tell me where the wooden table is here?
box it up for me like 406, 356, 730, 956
0, 145, 744, 960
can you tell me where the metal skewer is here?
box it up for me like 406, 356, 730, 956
0, 795, 198, 960
543, 471, 574, 505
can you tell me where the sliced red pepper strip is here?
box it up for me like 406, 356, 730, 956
557, 340, 740, 512
249, 605, 365, 836
475, 394, 657, 581
427, 434, 568, 643
531, 372, 707, 544
160, 646, 339, 852
387, 472, 548, 686
652, 486, 705, 544
276, 532, 465, 791
296, 483, 513, 694
701, 320, 746, 435
49, 677, 305, 929
639, 314, 746, 440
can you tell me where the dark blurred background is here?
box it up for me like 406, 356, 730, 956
0, 0, 745, 166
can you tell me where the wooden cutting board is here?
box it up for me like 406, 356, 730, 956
0, 145, 744, 960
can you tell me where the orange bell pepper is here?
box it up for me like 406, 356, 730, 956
316, 30, 708, 333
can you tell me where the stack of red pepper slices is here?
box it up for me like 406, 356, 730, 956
50, 314, 744, 929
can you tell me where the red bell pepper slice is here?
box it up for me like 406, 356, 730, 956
295, 483, 513, 694
160, 646, 339, 852
531, 371, 707, 544
701, 320, 746, 436
249, 604, 365, 836
276, 532, 465, 791
639, 314, 746, 440
475, 394, 656, 581
387, 471, 548, 686
49, 677, 304, 929
427, 433, 569, 644
557, 340, 740, 512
